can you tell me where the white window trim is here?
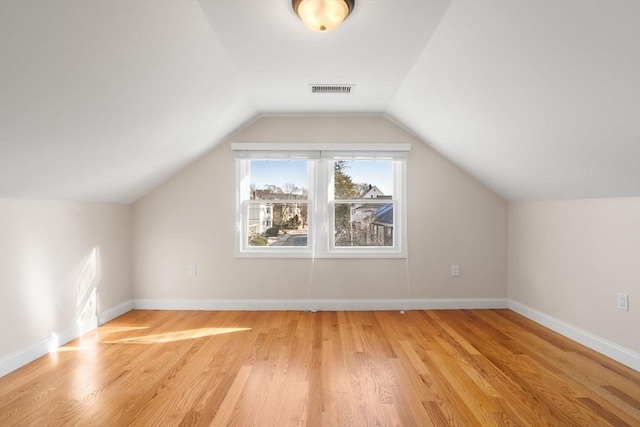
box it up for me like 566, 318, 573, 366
232, 143, 409, 259
234, 157, 315, 258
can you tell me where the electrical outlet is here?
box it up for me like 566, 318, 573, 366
451, 264, 460, 277
189, 264, 197, 276
617, 293, 629, 311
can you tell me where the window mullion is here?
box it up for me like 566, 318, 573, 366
235, 151, 407, 258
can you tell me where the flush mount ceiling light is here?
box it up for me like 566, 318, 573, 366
292, 0, 355, 33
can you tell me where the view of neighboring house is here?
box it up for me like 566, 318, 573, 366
361, 185, 386, 199
341, 185, 394, 247
371, 204, 393, 246
248, 189, 307, 244
281, 204, 303, 228
249, 182, 394, 247
248, 204, 273, 235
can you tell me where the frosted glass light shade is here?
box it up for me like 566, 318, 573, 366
293, 0, 354, 33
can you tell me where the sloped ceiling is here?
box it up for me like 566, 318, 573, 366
1, 0, 638, 203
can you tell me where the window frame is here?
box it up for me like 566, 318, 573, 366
233, 143, 409, 259
235, 156, 315, 258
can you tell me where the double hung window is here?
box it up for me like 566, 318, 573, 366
233, 143, 409, 258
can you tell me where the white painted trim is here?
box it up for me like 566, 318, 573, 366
231, 142, 411, 152
1, 332, 55, 378
0, 318, 90, 377
133, 298, 508, 312
99, 300, 134, 325
412, 298, 508, 310
0, 301, 134, 377
509, 300, 640, 372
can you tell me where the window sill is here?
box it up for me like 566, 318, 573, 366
235, 250, 407, 259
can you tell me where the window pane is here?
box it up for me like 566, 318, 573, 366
334, 202, 393, 247
250, 160, 308, 200
236, 151, 407, 257
247, 202, 308, 247
334, 160, 393, 200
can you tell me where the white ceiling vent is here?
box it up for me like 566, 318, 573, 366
310, 84, 354, 94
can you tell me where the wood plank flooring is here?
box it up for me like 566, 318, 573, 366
1, 309, 638, 426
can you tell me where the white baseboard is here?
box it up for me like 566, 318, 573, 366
411, 298, 508, 310
99, 300, 134, 325
0, 336, 51, 378
0, 316, 94, 377
0, 300, 133, 377
509, 300, 639, 371
132, 297, 509, 312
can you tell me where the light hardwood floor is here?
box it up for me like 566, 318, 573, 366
1, 309, 638, 426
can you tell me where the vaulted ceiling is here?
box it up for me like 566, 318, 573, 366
1, 0, 638, 203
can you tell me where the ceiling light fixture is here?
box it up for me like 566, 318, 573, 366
292, 0, 355, 33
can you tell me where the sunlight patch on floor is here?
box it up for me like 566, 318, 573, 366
103, 327, 252, 344
54, 345, 97, 352
99, 326, 150, 334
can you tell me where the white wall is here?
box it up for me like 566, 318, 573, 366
2, 117, 637, 373
0, 199, 131, 369
509, 198, 640, 354
132, 116, 508, 304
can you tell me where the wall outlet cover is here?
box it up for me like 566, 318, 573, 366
451, 264, 460, 277
617, 293, 629, 311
